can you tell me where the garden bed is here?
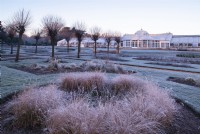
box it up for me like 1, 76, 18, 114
135, 56, 200, 64
56, 48, 75, 52
146, 62, 195, 68
7, 60, 135, 75
97, 50, 117, 54
176, 53, 200, 58
8, 65, 70, 75
96, 55, 128, 62
167, 76, 200, 88
1, 101, 199, 134
1, 73, 200, 134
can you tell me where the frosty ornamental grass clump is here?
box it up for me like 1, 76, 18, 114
7, 85, 66, 128
16, 60, 128, 75
60, 72, 108, 93
80, 60, 125, 73
6, 72, 176, 133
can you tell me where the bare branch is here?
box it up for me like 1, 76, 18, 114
90, 26, 101, 41
89, 26, 101, 56
102, 31, 114, 54
32, 29, 42, 40
42, 15, 64, 58
73, 21, 86, 32
32, 29, 42, 53
42, 16, 64, 40
12, 9, 32, 34
59, 27, 72, 41
102, 32, 113, 44
113, 32, 121, 54
0, 21, 6, 42
114, 32, 121, 44
8, 9, 32, 61
72, 21, 87, 58
5, 23, 16, 39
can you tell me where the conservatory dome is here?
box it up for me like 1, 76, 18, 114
135, 29, 149, 36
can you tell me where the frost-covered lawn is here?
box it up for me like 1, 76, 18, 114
129, 66, 200, 114
0, 65, 59, 98
1, 46, 200, 114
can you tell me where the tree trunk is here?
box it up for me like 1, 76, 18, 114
94, 41, 97, 57
15, 35, 22, 62
51, 38, 55, 58
107, 43, 110, 54
1, 40, 3, 52
117, 43, 120, 54
35, 40, 38, 53
10, 39, 13, 54
67, 40, 70, 53
77, 41, 81, 58
107, 43, 110, 59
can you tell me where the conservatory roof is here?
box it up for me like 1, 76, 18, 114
171, 35, 200, 43
151, 33, 173, 41
135, 29, 149, 36
122, 30, 172, 41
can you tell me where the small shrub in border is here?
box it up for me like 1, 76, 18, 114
81, 60, 126, 74
196, 78, 200, 87
176, 53, 200, 58
167, 76, 200, 87
47, 58, 60, 70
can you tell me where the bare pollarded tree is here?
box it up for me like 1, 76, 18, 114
42, 16, 64, 58
114, 32, 121, 54
32, 29, 42, 53
10, 9, 31, 61
90, 26, 101, 57
72, 21, 86, 58
102, 32, 113, 54
0, 21, 7, 51
59, 27, 72, 53
5, 23, 16, 54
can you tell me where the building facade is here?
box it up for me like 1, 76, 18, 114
121, 29, 200, 48
57, 37, 114, 48
171, 35, 200, 47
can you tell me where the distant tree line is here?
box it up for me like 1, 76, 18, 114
1, 9, 122, 61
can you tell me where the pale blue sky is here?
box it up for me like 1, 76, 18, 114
1, 0, 200, 35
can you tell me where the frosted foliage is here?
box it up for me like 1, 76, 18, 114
7, 72, 176, 133
8, 85, 66, 128
61, 72, 107, 92
81, 60, 124, 73
47, 88, 176, 134
47, 73, 176, 134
